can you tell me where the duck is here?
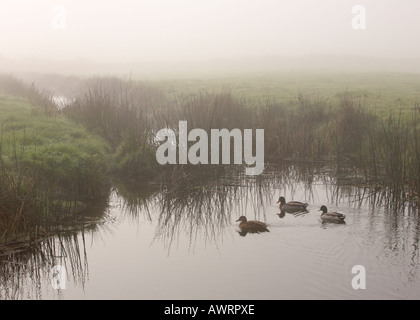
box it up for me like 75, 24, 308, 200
277, 196, 308, 213
318, 205, 346, 223
235, 216, 269, 232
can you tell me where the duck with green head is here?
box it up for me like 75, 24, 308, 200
277, 196, 308, 213
235, 216, 269, 233
318, 205, 346, 223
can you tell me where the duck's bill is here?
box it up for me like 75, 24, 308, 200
276, 200, 280, 203
235, 219, 240, 222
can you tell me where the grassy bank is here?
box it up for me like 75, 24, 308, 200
0, 94, 110, 245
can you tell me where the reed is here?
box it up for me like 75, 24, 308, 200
64, 77, 164, 179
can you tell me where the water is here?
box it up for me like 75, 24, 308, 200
52, 95, 73, 110
1, 165, 419, 300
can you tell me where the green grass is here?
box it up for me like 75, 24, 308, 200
148, 71, 420, 119
0, 94, 113, 245
0, 95, 111, 199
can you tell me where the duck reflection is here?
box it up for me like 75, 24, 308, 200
321, 220, 346, 227
277, 209, 309, 219
277, 210, 286, 218
237, 228, 270, 237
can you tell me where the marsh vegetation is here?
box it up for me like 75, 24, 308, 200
0, 73, 419, 296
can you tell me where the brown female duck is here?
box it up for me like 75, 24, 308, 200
235, 216, 269, 232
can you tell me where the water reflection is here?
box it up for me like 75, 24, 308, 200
115, 164, 419, 255
0, 234, 88, 299
278, 209, 310, 219
237, 228, 270, 237
1, 163, 419, 299
0, 199, 111, 300
321, 220, 346, 226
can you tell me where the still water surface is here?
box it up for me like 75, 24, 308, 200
1, 166, 419, 299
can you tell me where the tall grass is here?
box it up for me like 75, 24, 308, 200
65, 77, 163, 179
362, 110, 420, 200
64, 76, 420, 200
257, 96, 331, 160
0, 74, 57, 115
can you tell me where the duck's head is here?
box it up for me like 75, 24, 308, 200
318, 205, 328, 213
236, 216, 248, 223
277, 196, 286, 204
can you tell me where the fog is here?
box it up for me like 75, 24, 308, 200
1, 0, 420, 75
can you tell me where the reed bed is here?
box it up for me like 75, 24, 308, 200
64, 77, 164, 179
62, 76, 420, 201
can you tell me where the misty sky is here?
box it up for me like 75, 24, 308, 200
1, 0, 420, 63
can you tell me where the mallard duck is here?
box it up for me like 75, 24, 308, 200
235, 216, 269, 232
318, 205, 346, 223
277, 196, 308, 213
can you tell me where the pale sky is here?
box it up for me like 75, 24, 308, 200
1, 0, 420, 63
